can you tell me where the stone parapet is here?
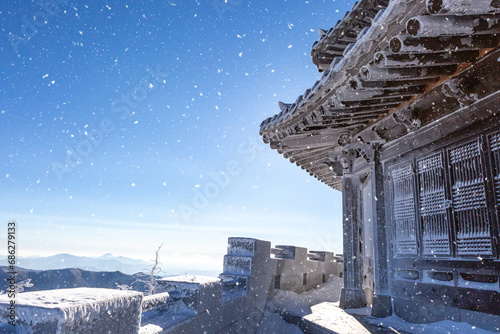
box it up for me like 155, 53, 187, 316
156, 276, 222, 313
2, 237, 341, 334
0, 288, 142, 334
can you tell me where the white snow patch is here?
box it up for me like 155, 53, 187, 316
366, 314, 498, 334
141, 301, 196, 332
268, 275, 343, 316
139, 324, 163, 334
306, 302, 372, 334
257, 310, 303, 334
267, 274, 497, 333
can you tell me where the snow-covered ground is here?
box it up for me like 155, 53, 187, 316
257, 311, 305, 334
362, 310, 498, 334
258, 275, 343, 333
260, 275, 498, 334
267, 275, 343, 316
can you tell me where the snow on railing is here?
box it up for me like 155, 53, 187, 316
141, 291, 181, 313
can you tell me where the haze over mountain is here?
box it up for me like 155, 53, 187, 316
0, 254, 220, 277
0, 266, 153, 293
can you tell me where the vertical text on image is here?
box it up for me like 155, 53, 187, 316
6, 221, 17, 326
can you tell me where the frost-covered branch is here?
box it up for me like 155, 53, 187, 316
133, 243, 164, 295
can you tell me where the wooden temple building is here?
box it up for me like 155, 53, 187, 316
259, 0, 500, 330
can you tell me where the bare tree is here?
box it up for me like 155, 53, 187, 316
132, 243, 164, 295
17, 279, 34, 293
146, 243, 163, 295
0, 279, 33, 295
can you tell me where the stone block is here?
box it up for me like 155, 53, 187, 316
223, 255, 252, 276
227, 237, 256, 256
0, 288, 142, 334
156, 275, 222, 313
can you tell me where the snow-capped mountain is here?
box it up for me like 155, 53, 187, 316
0, 254, 220, 277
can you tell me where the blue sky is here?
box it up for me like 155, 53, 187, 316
0, 0, 349, 272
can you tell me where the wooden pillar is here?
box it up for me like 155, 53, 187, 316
340, 175, 367, 309
370, 151, 393, 317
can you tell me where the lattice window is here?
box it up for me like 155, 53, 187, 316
417, 153, 451, 256
489, 132, 500, 202
448, 139, 493, 256
391, 164, 418, 255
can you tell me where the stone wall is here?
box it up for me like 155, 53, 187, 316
0, 237, 342, 334
0, 288, 143, 334
143, 237, 342, 333
272, 245, 343, 294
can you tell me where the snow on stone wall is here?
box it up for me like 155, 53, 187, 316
0, 238, 342, 334
223, 255, 252, 276
227, 237, 256, 256
0, 288, 143, 334
141, 291, 181, 313
156, 275, 222, 313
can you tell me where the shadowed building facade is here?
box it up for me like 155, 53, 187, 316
259, 0, 500, 330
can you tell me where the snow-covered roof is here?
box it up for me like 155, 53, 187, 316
259, 0, 500, 191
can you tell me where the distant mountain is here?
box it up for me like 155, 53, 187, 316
98, 253, 150, 266
0, 254, 221, 277
0, 266, 155, 293
0, 254, 151, 275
